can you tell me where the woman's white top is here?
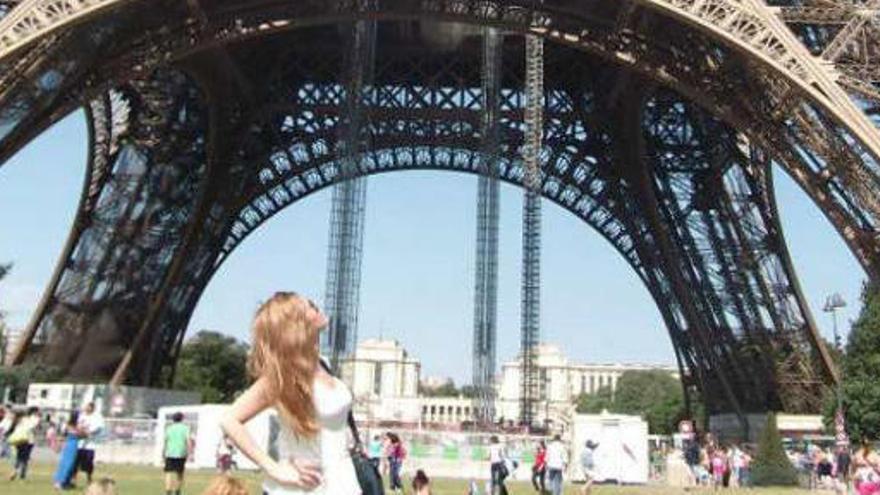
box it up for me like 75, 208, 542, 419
263, 373, 361, 495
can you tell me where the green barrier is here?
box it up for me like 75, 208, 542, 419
410, 443, 430, 458
442, 446, 460, 460
471, 446, 487, 461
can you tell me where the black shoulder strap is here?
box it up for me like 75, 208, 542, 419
318, 357, 363, 448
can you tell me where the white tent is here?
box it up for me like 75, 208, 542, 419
569, 411, 648, 484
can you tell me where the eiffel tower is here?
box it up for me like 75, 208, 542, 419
3, 1, 879, 435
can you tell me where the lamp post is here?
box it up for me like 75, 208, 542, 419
823, 293, 847, 446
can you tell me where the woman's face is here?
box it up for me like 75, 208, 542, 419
301, 296, 329, 332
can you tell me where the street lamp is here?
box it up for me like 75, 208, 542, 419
823, 293, 846, 351
823, 292, 847, 446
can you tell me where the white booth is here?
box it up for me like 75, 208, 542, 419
569, 411, 649, 484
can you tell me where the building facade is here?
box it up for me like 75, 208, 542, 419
340, 338, 420, 399
342, 339, 677, 429
496, 344, 678, 427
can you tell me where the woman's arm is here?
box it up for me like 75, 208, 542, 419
220, 377, 321, 489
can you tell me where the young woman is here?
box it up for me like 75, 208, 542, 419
531, 440, 547, 493
8, 407, 40, 481
53, 413, 81, 489
386, 432, 406, 494
220, 292, 360, 494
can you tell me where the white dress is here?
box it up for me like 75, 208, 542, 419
263, 374, 361, 495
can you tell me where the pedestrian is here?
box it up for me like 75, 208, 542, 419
489, 435, 508, 495
711, 448, 726, 490
219, 292, 360, 494
738, 447, 752, 488
216, 435, 234, 474
579, 440, 599, 495
201, 475, 249, 495
532, 440, 547, 493
7, 406, 40, 481
412, 469, 431, 495
853, 440, 880, 495
45, 414, 61, 453
76, 402, 105, 485
387, 431, 407, 494
84, 477, 117, 495
0, 406, 10, 460
53, 413, 81, 489
368, 434, 383, 471
163, 411, 193, 495
545, 434, 567, 495
836, 444, 852, 494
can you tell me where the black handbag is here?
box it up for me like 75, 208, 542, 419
320, 359, 384, 495
346, 414, 385, 495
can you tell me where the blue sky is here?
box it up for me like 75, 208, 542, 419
0, 111, 865, 383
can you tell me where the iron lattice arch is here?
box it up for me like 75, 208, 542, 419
1, 1, 879, 422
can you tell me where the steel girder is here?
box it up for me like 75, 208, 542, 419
12, 69, 209, 381
1, 1, 878, 277
0, 4, 863, 416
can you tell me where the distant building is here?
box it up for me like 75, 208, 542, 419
340, 338, 420, 400
496, 344, 679, 427
341, 339, 677, 429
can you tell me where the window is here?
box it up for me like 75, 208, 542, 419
580, 375, 586, 394
439, 406, 445, 415
456, 406, 462, 415
590, 375, 595, 393
373, 363, 382, 395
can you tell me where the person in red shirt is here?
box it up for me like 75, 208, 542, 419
532, 440, 547, 493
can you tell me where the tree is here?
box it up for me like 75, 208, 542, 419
838, 282, 880, 443
574, 372, 685, 434
751, 413, 799, 486
174, 331, 249, 403
0, 363, 63, 402
420, 379, 459, 397
611, 370, 686, 435
575, 386, 614, 414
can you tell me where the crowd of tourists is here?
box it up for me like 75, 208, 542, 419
0, 402, 119, 495
678, 431, 880, 495
681, 433, 753, 489
786, 440, 880, 495
0, 400, 104, 489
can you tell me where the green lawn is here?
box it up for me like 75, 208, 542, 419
1, 463, 826, 494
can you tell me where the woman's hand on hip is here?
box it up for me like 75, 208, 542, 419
267, 459, 323, 489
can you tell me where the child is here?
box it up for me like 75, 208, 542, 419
412, 469, 431, 495
201, 475, 249, 495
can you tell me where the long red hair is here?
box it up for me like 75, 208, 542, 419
248, 292, 320, 438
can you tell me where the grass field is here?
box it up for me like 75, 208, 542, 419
0, 463, 828, 495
